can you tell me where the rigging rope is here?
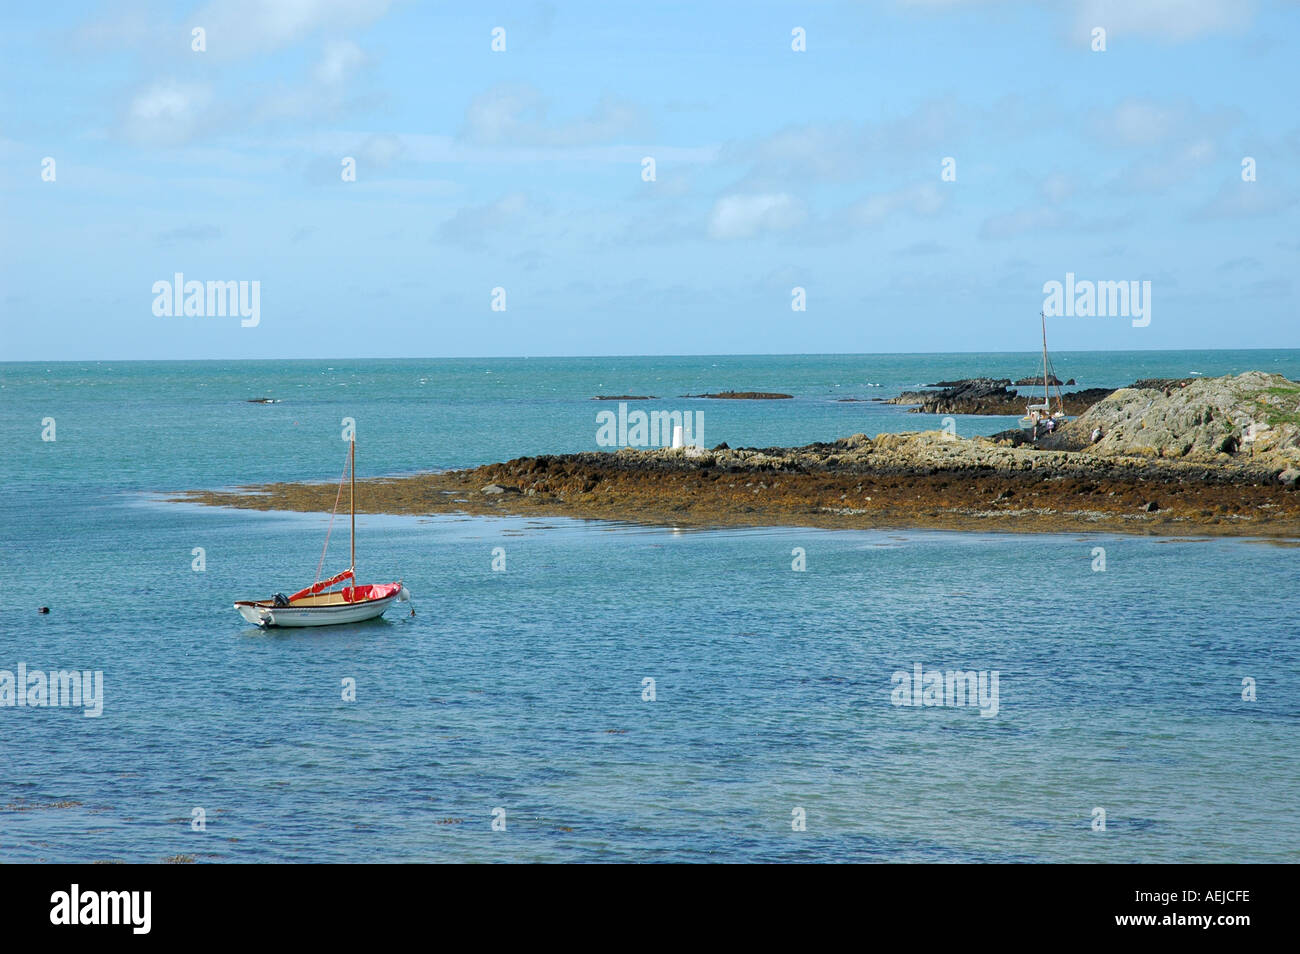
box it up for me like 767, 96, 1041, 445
312, 446, 351, 585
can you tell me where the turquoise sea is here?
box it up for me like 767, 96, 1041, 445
2, 351, 1298, 862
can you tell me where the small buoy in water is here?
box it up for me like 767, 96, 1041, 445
38, 606, 50, 614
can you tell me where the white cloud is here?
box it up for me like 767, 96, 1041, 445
1191, 183, 1297, 220
707, 194, 807, 240
728, 98, 978, 187
121, 80, 213, 145
313, 39, 367, 86
893, 240, 948, 257
256, 40, 374, 121
893, 0, 1256, 43
1040, 171, 1074, 204
357, 133, 404, 167
848, 183, 945, 227
461, 84, 645, 147
190, 0, 394, 59
437, 193, 535, 245
74, 0, 395, 62
1108, 136, 1219, 193
980, 206, 1072, 240
280, 130, 716, 165
979, 205, 1131, 239
1095, 99, 1183, 147
1088, 99, 1239, 194
156, 225, 223, 245
1074, 0, 1254, 43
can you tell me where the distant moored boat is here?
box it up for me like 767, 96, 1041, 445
1022, 311, 1069, 435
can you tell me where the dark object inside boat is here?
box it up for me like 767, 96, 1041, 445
273, 593, 291, 607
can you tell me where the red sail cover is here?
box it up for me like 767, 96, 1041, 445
289, 569, 354, 602
342, 582, 403, 602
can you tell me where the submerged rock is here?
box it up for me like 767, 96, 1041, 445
683, 391, 794, 400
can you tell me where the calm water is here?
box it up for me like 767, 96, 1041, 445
2, 352, 1298, 862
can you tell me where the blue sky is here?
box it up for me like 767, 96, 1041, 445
1, 0, 1297, 360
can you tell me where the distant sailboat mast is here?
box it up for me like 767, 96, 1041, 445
1040, 310, 1051, 412
1023, 310, 1066, 427
1043, 311, 1067, 416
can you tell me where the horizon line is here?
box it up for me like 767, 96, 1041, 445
5, 346, 1300, 365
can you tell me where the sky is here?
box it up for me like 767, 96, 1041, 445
1, 0, 1297, 360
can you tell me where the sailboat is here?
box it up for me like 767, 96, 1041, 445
234, 439, 409, 627
1021, 311, 1068, 435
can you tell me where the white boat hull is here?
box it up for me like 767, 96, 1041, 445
235, 589, 405, 628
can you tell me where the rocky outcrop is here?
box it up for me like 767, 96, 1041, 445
889, 379, 1109, 416
177, 372, 1300, 538
887, 379, 1016, 412
1130, 378, 1196, 391
180, 426, 1300, 539
1038, 372, 1300, 467
682, 391, 793, 400
1014, 374, 1073, 386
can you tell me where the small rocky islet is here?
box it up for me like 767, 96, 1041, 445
880, 374, 1236, 417
682, 391, 794, 399
592, 391, 792, 400
178, 373, 1300, 538
885, 377, 1109, 415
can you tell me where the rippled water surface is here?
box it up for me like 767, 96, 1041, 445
2, 353, 1298, 862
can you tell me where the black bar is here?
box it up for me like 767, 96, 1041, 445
0, 864, 1277, 941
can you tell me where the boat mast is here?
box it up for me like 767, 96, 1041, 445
1040, 311, 1049, 409
349, 437, 355, 581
